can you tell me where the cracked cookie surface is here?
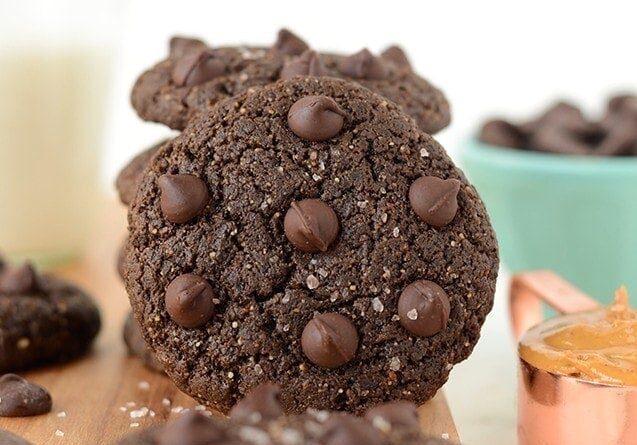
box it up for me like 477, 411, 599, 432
124, 77, 497, 414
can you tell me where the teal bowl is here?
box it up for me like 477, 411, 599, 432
461, 139, 637, 304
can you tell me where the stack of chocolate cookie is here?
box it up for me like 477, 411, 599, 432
117, 28, 498, 425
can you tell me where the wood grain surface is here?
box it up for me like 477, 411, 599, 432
0, 203, 459, 444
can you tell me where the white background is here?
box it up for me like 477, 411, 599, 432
101, 1, 636, 443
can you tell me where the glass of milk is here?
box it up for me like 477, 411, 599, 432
0, 1, 126, 265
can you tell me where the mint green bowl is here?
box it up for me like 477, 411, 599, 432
462, 139, 637, 304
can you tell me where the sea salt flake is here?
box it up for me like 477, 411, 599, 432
55, 430, 64, 437
372, 298, 384, 313
138, 381, 150, 391
407, 309, 418, 320
389, 357, 401, 371
57, 411, 66, 418
420, 148, 430, 157
306, 275, 320, 290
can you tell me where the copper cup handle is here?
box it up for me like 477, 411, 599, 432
509, 270, 600, 340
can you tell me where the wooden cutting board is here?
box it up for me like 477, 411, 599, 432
0, 203, 460, 445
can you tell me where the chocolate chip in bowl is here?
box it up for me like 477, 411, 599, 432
478, 95, 637, 156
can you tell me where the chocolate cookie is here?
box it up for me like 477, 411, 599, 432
116, 141, 165, 206
115, 383, 457, 445
124, 77, 498, 413
0, 261, 101, 372
123, 311, 163, 373
131, 29, 450, 135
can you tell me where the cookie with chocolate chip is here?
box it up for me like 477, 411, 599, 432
131, 29, 450, 134
115, 383, 458, 445
124, 77, 497, 414
0, 261, 101, 372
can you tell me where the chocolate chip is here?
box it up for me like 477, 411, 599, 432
165, 274, 216, 328
169, 36, 207, 59
280, 50, 327, 80
229, 383, 283, 424
301, 313, 358, 368
478, 119, 528, 149
171, 50, 225, 87
398, 280, 450, 337
158, 174, 209, 223
321, 414, 385, 445
596, 126, 637, 156
528, 125, 593, 155
288, 96, 347, 142
381, 45, 411, 71
0, 374, 52, 417
0, 263, 38, 295
337, 49, 389, 80
365, 400, 420, 432
157, 411, 225, 445
271, 28, 309, 56
534, 102, 598, 136
409, 176, 461, 228
284, 199, 339, 252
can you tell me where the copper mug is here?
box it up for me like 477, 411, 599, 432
510, 270, 637, 445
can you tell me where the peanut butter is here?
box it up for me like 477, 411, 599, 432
520, 287, 637, 386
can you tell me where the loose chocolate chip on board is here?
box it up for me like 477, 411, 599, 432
165, 274, 216, 328
301, 313, 359, 368
229, 383, 283, 424
280, 50, 327, 80
0, 374, 52, 417
171, 50, 225, 87
288, 96, 347, 141
409, 176, 461, 228
337, 48, 389, 80
271, 28, 309, 56
0, 263, 38, 295
158, 174, 209, 223
398, 280, 451, 337
284, 199, 339, 252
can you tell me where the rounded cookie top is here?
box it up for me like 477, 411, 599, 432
0, 261, 101, 372
131, 29, 450, 134
124, 77, 497, 413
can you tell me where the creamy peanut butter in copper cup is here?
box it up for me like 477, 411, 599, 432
510, 271, 637, 445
